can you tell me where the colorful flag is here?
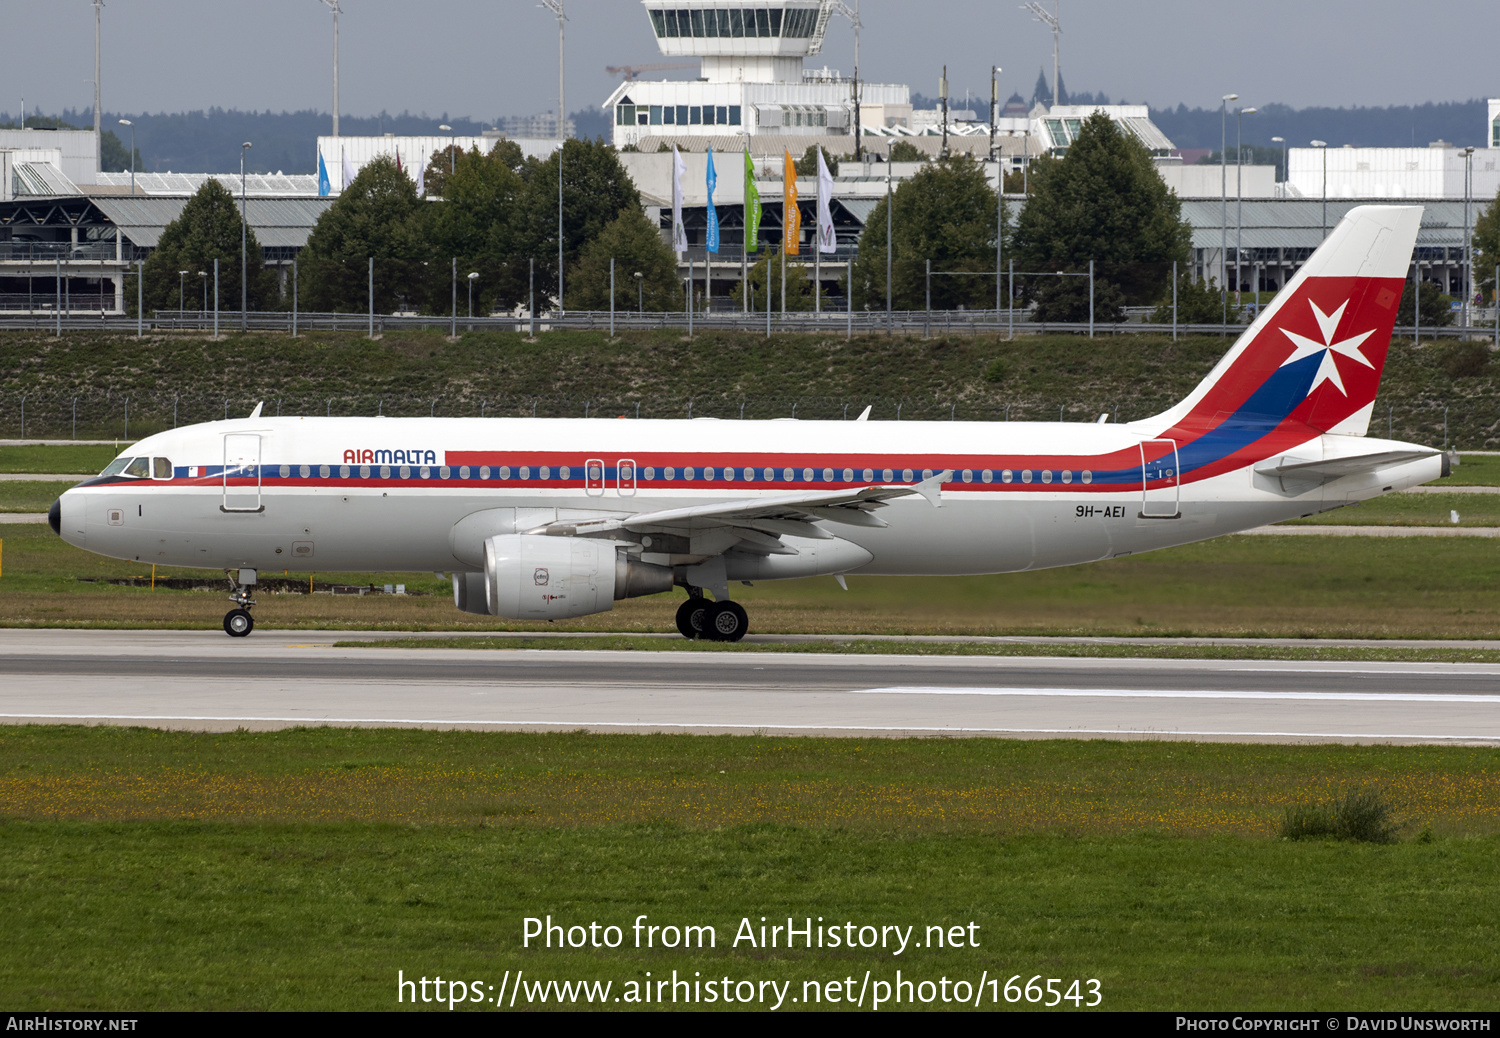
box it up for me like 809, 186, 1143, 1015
395, 149, 403, 174
671, 146, 687, 255
317, 153, 331, 197
783, 149, 800, 256
816, 149, 836, 254
705, 148, 720, 254
743, 148, 761, 255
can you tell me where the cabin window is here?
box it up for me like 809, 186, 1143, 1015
1021, 470, 1032, 484
379, 466, 391, 479
340, 465, 351, 478
1041, 470, 1053, 484
320, 465, 330, 478
664, 466, 675, 480
301, 464, 312, 478
1061, 470, 1072, 484
280, 464, 291, 478
560, 465, 571, 480
822, 468, 834, 482
1082, 470, 1093, 484
459, 465, 471, 480
902, 468, 914, 482
519, 466, 530, 480
399, 466, 410, 479
540, 466, 551, 480
499, 466, 510, 480
154, 458, 173, 479
684, 467, 696, 480
1001, 469, 1013, 483
982, 469, 993, 483
962, 469, 973, 483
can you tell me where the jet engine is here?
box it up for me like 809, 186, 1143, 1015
480, 534, 672, 620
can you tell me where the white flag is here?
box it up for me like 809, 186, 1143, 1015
671, 146, 687, 255
343, 153, 356, 192
816, 149, 836, 254
415, 158, 425, 198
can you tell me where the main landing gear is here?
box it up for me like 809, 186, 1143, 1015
675, 588, 748, 643
223, 569, 257, 638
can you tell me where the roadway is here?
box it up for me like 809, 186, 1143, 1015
2, 629, 1498, 744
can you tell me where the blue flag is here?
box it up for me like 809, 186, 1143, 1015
705, 148, 720, 254
317, 153, 331, 197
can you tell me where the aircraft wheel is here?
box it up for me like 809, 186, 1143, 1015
675, 597, 710, 640
224, 608, 254, 638
705, 600, 748, 643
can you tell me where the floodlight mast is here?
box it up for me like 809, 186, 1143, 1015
539, 1, 568, 315
320, 1, 342, 138
1021, 1, 1060, 107
828, 1, 862, 161
93, 0, 104, 164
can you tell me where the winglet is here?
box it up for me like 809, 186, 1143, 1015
248, 401, 264, 419
912, 469, 952, 508
855, 405, 872, 422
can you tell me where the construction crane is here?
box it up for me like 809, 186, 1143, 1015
607, 63, 696, 82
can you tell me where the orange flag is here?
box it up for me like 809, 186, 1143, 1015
783, 149, 800, 255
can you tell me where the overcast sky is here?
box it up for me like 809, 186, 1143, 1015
5, 0, 1498, 123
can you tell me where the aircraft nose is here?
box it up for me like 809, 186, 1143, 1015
48, 498, 61, 536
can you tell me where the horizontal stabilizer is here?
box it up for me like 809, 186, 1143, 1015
1254, 449, 1439, 483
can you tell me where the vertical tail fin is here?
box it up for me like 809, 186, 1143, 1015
1155, 204, 1422, 439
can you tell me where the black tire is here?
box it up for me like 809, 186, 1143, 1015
705, 600, 748, 643
675, 597, 710, 640
224, 608, 254, 637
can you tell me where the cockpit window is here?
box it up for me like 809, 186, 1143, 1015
123, 457, 151, 479
152, 458, 172, 479
100, 457, 132, 476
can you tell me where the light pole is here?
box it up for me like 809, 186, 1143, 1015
1022, 1, 1061, 108
439, 124, 454, 173
94, 0, 103, 159
118, 118, 135, 194
467, 271, 478, 318
1463, 145, 1475, 329
240, 141, 252, 331
1271, 136, 1285, 194
320, 0, 341, 138
1220, 93, 1237, 325
540, 2, 568, 314
198, 271, 207, 325
989, 65, 1001, 162
634, 271, 643, 313
1311, 140, 1328, 240
1236, 106, 1256, 305
178, 270, 188, 318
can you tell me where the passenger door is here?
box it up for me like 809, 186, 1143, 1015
1139, 439, 1180, 519
222, 433, 263, 513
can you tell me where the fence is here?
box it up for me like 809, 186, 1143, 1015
0, 389, 1493, 452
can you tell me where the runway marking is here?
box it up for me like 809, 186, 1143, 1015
860, 687, 1500, 703
0, 713, 1496, 742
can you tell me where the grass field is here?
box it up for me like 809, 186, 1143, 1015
1, 727, 1496, 1011
0, 444, 119, 474
5, 520, 1500, 638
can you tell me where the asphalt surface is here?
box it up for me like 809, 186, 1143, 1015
2, 629, 1497, 744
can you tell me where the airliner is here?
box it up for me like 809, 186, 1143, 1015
51, 205, 1446, 640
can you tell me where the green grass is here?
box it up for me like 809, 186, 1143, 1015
0, 479, 76, 512
0, 444, 119, 474
1435, 453, 1500, 487
7, 521, 1500, 638
1284, 491, 1500, 526
1, 727, 1498, 1010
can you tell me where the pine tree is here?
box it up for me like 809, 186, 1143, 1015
1011, 112, 1191, 322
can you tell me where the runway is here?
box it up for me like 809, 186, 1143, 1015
2, 629, 1498, 744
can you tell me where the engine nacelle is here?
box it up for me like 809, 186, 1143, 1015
482, 534, 673, 620
452, 571, 488, 615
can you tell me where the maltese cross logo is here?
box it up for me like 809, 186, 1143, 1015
1277, 299, 1375, 396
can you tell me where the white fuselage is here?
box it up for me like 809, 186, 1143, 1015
55, 416, 1442, 578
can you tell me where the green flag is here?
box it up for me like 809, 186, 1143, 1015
744, 148, 761, 255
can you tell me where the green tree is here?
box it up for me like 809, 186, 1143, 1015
731, 253, 817, 312
300, 156, 429, 313
139, 179, 278, 315
517, 138, 642, 307
1012, 112, 1191, 322
422, 146, 528, 313
1150, 273, 1238, 325
1473, 188, 1500, 302
100, 130, 143, 175
1397, 279, 1455, 328
794, 144, 840, 177
847, 155, 1002, 311
888, 141, 924, 163
566, 207, 681, 312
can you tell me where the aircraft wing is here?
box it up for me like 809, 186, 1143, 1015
551, 470, 953, 551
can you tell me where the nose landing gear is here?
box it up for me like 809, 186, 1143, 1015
223, 569, 257, 637
675, 588, 748, 643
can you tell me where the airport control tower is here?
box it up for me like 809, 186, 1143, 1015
605, 1, 910, 149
